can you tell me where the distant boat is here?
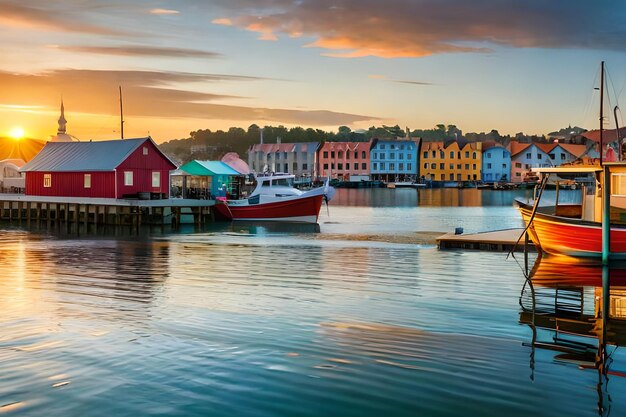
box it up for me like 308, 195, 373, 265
213, 173, 335, 223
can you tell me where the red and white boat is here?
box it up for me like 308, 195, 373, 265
516, 165, 626, 258
214, 173, 335, 223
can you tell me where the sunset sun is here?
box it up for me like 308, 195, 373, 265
8, 127, 25, 140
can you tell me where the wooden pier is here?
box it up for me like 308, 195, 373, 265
437, 228, 535, 252
0, 194, 215, 228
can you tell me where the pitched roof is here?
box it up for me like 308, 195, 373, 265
21, 137, 163, 172
581, 128, 626, 143
179, 160, 241, 176
509, 142, 532, 157
554, 143, 589, 158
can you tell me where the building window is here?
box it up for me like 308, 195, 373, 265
407, 163, 412, 171
338, 163, 343, 170
380, 162, 386, 170
516, 172, 521, 177
440, 163, 444, 169
465, 151, 469, 158
449, 163, 454, 169
450, 151, 455, 158
284, 163, 288, 172
374, 163, 378, 170
354, 151, 358, 159
399, 163, 404, 170
346, 163, 350, 170
515, 162, 522, 168
473, 152, 477, 159
303, 163, 308, 170
561, 153, 566, 160
399, 153, 404, 160
124, 171, 133, 186
538, 154, 542, 160
283, 152, 288, 159
361, 163, 366, 170
487, 163, 492, 169
346, 152, 350, 160
43, 173, 51, 188
457, 164, 461, 169
440, 150, 444, 158
550, 154, 555, 160
143, 146, 149, 155
84, 174, 91, 188
323, 151, 328, 158
323, 164, 329, 170
152, 171, 160, 187
390, 163, 395, 170
473, 174, 477, 180
450, 173, 454, 181
503, 150, 506, 158
423, 151, 428, 158
526, 152, 531, 159
473, 164, 477, 170
465, 164, 469, 170
338, 151, 343, 158
432, 151, 436, 157
502, 164, 506, 168
431, 163, 436, 169
487, 153, 491, 158
440, 174, 445, 180
400, 145, 405, 150
390, 153, 395, 159
331, 151, 335, 158
380, 153, 385, 160
331, 163, 335, 170
423, 163, 428, 169
380, 144, 385, 149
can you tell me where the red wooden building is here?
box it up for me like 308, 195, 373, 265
21, 137, 177, 199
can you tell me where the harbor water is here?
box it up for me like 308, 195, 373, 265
1, 188, 625, 416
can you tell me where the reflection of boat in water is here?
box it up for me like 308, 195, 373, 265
519, 255, 626, 414
214, 173, 335, 223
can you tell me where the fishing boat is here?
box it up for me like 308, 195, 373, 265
213, 172, 335, 223
516, 62, 626, 259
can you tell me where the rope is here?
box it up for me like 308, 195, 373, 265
507, 174, 549, 259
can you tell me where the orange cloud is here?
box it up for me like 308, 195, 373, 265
213, 0, 626, 58
0, 69, 378, 131
149, 8, 179, 15
55, 45, 221, 59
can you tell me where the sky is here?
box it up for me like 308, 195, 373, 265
2, 0, 626, 143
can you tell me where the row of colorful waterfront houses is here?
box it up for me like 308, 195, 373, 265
247, 137, 600, 184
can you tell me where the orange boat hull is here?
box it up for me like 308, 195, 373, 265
517, 201, 626, 258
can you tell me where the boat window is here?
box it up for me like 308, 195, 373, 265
611, 174, 626, 196
273, 178, 294, 187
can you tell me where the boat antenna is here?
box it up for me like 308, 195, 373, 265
119, 85, 125, 140
600, 61, 604, 165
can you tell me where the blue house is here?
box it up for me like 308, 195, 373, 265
369, 138, 421, 182
482, 144, 511, 183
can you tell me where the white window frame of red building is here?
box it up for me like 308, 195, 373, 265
152, 171, 161, 188
43, 173, 52, 188
124, 171, 134, 186
84, 174, 91, 188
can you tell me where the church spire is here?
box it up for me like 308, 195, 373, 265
57, 100, 67, 134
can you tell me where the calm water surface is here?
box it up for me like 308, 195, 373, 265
1, 188, 624, 416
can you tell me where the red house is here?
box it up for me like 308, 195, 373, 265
21, 137, 177, 199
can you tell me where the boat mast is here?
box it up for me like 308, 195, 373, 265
119, 85, 125, 140
600, 61, 604, 164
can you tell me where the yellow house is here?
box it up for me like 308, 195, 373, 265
420, 141, 482, 181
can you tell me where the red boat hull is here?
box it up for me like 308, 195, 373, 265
214, 194, 324, 223
517, 201, 626, 258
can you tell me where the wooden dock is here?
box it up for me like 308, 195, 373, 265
437, 228, 535, 252
0, 194, 215, 228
